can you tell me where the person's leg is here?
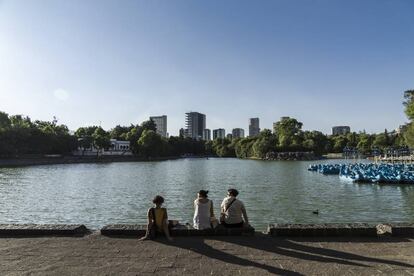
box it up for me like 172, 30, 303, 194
139, 221, 154, 240
162, 219, 173, 241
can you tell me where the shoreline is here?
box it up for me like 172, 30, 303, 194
0, 155, 184, 168
1, 223, 413, 237
0, 153, 365, 168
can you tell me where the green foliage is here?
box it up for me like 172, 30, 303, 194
402, 89, 414, 147
404, 123, 414, 148
0, 112, 77, 156
274, 117, 303, 149
356, 133, 374, 154
234, 137, 255, 158
251, 130, 277, 158
211, 138, 235, 157
331, 135, 348, 153
110, 125, 133, 140
302, 131, 328, 155
92, 127, 111, 154
0, 111, 11, 129
137, 129, 168, 157
404, 90, 414, 120
141, 119, 157, 132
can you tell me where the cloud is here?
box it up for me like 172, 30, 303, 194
53, 88, 69, 101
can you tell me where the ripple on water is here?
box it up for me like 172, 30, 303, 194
0, 158, 414, 230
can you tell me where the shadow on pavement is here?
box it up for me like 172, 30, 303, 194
214, 234, 414, 269
155, 234, 413, 274
156, 237, 302, 275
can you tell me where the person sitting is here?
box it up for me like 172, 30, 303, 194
220, 188, 249, 228
139, 195, 173, 241
193, 190, 215, 230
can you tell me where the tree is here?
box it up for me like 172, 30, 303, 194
141, 119, 157, 132
0, 111, 11, 129
331, 135, 348, 153
302, 131, 328, 155
357, 134, 373, 154
137, 130, 167, 157
9, 115, 33, 128
92, 127, 110, 156
110, 125, 133, 140
404, 123, 414, 148
346, 132, 358, 147
403, 90, 414, 120
273, 117, 303, 149
252, 130, 277, 158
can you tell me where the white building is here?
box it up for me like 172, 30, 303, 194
150, 115, 167, 138
73, 139, 132, 156
232, 128, 245, 139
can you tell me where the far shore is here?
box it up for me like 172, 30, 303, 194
0, 153, 349, 168
0, 155, 184, 168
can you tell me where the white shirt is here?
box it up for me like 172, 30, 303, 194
193, 199, 212, 230
221, 196, 246, 224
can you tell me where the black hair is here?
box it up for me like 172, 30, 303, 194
198, 190, 209, 198
152, 195, 164, 205
227, 188, 239, 197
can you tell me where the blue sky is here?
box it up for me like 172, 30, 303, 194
0, 0, 413, 135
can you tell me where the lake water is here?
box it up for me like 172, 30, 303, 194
1, 158, 414, 230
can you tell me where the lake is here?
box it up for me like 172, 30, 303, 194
1, 158, 414, 230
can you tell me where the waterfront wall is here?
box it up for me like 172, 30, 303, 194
1, 223, 413, 237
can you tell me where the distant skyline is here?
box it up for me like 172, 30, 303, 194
1, 0, 413, 135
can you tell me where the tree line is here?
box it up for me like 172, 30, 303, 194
0, 90, 412, 158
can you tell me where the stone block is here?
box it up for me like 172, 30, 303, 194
100, 224, 255, 237
0, 224, 89, 237
267, 223, 378, 237
390, 223, 414, 236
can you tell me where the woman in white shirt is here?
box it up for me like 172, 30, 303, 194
193, 190, 215, 230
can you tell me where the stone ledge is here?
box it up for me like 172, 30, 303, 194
388, 223, 414, 236
100, 224, 255, 237
267, 223, 379, 237
0, 224, 89, 237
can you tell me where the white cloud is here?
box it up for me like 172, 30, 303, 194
53, 88, 69, 101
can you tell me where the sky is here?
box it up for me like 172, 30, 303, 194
0, 0, 413, 136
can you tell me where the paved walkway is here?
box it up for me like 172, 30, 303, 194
1, 233, 414, 275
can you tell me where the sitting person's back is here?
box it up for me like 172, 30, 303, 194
152, 206, 167, 232
139, 195, 173, 241
193, 190, 214, 230
220, 188, 249, 228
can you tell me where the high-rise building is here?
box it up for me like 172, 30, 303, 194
332, 126, 351, 136
232, 128, 245, 139
203, 129, 211, 141
185, 112, 206, 140
179, 128, 185, 137
249, 118, 260, 137
150, 115, 167, 138
272, 122, 278, 134
226, 133, 233, 139
213, 129, 226, 139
